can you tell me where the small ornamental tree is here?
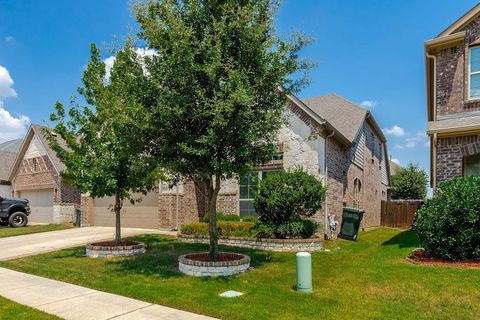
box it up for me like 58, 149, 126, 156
133, 0, 312, 259
416, 177, 480, 261
391, 163, 428, 200
46, 43, 158, 244
253, 169, 326, 238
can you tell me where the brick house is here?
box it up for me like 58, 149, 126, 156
7, 124, 81, 223
153, 93, 392, 231
425, 3, 480, 188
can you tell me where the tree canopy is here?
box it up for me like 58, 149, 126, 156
133, 0, 312, 259
391, 163, 428, 200
46, 42, 158, 243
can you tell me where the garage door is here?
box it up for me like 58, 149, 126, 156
93, 191, 159, 229
19, 189, 53, 224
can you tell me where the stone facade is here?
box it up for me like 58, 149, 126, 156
178, 234, 324, 252
436, 135, 480, 182
157, 101, 390, 230
86, 242, 146, 258
178, 252, 250, 277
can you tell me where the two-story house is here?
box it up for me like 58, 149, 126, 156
425, 3, 480, 188
151, 92, 392, 231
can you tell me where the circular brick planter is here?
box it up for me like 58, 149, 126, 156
179, 252, 250, 277
86, 241, 146, 258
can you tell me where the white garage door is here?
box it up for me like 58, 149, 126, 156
93, 191, 159, 229
19, 189, 53, 224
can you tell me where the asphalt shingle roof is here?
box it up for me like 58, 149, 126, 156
302, 94, 368, 144
0, 139, 22, 181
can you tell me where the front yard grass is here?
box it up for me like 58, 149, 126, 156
0, 228, 479, 320
0, 296, 60, 320
0, 224, 72, 239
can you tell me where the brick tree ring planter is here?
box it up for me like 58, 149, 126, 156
86, 241, 146, 258
178, 252, 250, 277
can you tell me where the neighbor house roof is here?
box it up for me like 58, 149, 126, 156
389, 160, 401, 175
0, 139, 23, 182
8, 124, 66, 181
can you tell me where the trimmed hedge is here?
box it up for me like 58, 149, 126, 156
203, 212, 241, 222
416, 177, 480, 261
181, 221, 254, 237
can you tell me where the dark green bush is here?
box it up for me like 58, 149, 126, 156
275, 219, 319, 239
242, 215, 258, 223
416, 177, 480, 261
181, 221, 253, 237
253, 168, 326, 238
252, 222, 275, 238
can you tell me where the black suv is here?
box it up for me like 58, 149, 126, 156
0, 196, 30, 227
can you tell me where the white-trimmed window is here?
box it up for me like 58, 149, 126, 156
239, 171, 277, 217
470, 46, 480, 98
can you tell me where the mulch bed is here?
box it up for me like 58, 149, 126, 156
407, 248, 480, 269
184, 252, 244, 262
89, 241, 140, 247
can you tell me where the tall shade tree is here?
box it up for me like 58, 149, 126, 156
391, 163, 428, 200
45, 43, 158, 244
134, 0, 312, 259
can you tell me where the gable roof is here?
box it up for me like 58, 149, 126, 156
301, 94, 387, 145
302, 94, 367, 143
8, 124, 66, 181
437, 3, 480, 38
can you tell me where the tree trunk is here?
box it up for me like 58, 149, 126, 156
207, 175, 221, 261
114, 191, 122, 245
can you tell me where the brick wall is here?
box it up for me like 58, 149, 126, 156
436, 135, 480, 182
434, 15, 480, 117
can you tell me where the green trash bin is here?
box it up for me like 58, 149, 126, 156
75, 208, 81, 228
338, 207, 364, 241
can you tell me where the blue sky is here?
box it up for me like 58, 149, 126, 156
0, 0, 478, 174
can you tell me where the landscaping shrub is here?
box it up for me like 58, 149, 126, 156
223, 214, 241, 221
202, 211, 225, 223
416, 177, 480, 261
181, 221, 254, 237
180, 223, 208, 237
242, 215, 258, 223
254, 168, 326, 238
202, 212, 241, 222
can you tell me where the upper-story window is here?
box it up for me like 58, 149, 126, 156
469, 46, 480, 99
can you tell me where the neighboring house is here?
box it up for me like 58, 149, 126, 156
0, 139, 22, 198
146, 93, 392, 230
425, 3, 480, 188
7, 124, 81, 224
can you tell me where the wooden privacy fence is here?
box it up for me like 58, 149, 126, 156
381, 200, 423, 229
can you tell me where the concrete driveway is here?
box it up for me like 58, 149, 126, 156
0, 226, 176, 261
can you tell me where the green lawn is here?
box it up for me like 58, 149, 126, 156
0, 228, 479, 320
0, 224, 72, 238
0, 296, 59, 320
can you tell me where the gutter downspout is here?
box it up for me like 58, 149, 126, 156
432, 133, 438, 190
426, 51, 437, 189
324, 131, 335, 239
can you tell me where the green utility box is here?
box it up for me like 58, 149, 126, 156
338, 207, 364, 241
296, 252, 312, 293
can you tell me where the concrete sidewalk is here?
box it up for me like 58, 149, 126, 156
0, 267, 215, 320
0, 226, 176, 261
0, 227, 176, 261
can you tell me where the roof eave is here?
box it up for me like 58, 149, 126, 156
437, 3, 480, 38
286, 93, 353, 147
425, 31, 466, 52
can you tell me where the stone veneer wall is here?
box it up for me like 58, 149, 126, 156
179, 234, 324, 252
